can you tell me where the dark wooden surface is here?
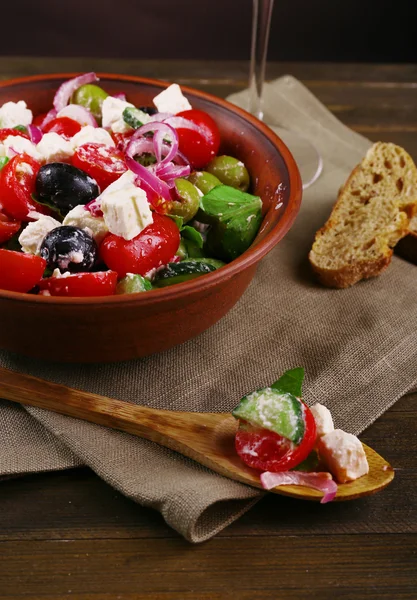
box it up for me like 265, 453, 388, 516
1, 60, 417, 599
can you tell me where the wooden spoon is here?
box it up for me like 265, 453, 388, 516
0, 367, 394, 501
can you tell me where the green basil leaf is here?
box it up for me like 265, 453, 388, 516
31, 194, 64, 221
0, 156, 9, 171
167, 214, 183, 230
271, 367, 305, 398
199, 185, 262, 261
181, 226, 203, 248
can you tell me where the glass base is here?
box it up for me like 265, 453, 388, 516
270, 126, 323, 190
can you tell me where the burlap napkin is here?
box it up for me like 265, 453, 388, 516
1, 77, 417, 543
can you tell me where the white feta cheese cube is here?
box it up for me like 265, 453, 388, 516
18, 216, 61, 255
101, 183, 153, 241
101, 96, 134, 134
71, 126, 115, 149
0, 100, 33, 128
317, 429, 370, 483
310, 403, 334, 438
99, 170, 136, 195
3, 135, 42, 161
37, 132, 73, 163
63, 204, 109, 244
153, 84, 192, 114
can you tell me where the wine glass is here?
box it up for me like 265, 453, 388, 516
249, 0, 323, 189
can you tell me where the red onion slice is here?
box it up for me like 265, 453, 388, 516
125, 156, 172, 204
127, 137, 160, 159
57, 104, 98, 127
40, 108, 57, 129
131, 122, 178, 165
133, 175, 165, 212
149, 112, 174, 122
27, 124, 43, 144
163, 116, 202, 133
174, 149, 190, 166
85, 199, 103, 218
260, 471, 338, 504
112, 93, 127, 101
156, 162, 190, 180
53, 72, 99, 112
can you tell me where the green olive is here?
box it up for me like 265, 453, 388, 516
168, 178, 201, 223
71, 84, 109, 123
188, 171, 222, 195
206, 155, 250, 192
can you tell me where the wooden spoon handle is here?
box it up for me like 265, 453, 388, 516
0, 366, 219, 445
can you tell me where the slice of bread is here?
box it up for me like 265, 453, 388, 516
309, 142, 417, 288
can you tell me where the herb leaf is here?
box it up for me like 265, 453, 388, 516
181, 226, 203, 248
31, 193, 64, 221
271, 367, 305, 398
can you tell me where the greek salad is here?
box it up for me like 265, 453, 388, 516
232, 368, 370, 502
0, 73, 263, 296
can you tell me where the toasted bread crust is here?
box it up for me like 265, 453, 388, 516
309, 142, 417, 288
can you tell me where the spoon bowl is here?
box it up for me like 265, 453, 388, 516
0, 367, 394, 501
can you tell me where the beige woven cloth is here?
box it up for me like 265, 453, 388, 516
1, 77, 417, 542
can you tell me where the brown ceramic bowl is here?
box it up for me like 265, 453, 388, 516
0, 73, 302, 363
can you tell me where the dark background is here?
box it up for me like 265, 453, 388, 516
1, 0, 416, 62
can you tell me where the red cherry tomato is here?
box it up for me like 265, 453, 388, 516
235, 403, 317, 472
0, 154, 50, 222
0, 249, 46, 293
0, 128, 29, 142
100, 213, 180, 277
0, 211, 21, 243
175, 109, 220, 169
43, 116, 82, 139
39, 271, 118, 297
111, 131, 135, 152
71, 143, 127, 191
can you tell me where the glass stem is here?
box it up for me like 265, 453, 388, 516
249, 0, 274, 121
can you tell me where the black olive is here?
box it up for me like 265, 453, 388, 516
40, 226, 97, 272
139, 106, 157, 116
35, 163, 99, 215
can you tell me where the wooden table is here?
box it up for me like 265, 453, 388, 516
1, 60, 416, 599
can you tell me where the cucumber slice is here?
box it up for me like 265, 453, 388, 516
190, 257, 226, 269
154, 261, 216, 287
232, 388, 305, 444
123, 107, 152, 129
116, 273, 152, 294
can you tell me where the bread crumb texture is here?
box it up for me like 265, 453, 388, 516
309, 142, 417, 288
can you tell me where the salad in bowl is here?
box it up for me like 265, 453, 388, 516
0, 73, 264, 297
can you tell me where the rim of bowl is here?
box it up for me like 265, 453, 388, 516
0, 72, 302, 306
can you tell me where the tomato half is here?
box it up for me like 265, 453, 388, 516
43, 116, 81, 139
0, 154, 50, 222
100, 213, 180, 277
32, 113, 48, 128
111, 131, 135, 152
0, 128, 29, 142
0, 249, 46, 293
39, 271, 118, 297
71, 143, 127, 191
0, 211, 21, 243
235, 403, 317, 472
175, 109, 220, 169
